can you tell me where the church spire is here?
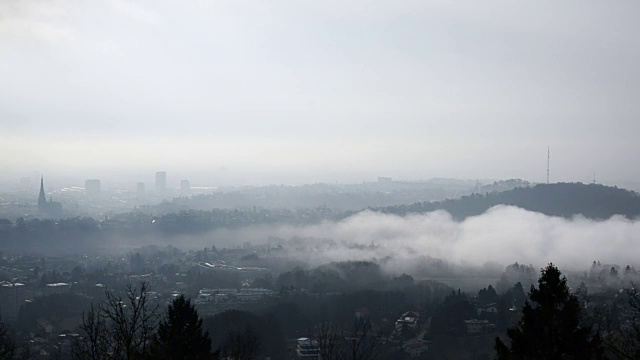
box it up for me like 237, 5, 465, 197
38, 176, 47, 208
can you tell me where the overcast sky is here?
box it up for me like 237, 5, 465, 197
1, 0, 639, 186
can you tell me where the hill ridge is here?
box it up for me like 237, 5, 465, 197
370, 182, 640, 220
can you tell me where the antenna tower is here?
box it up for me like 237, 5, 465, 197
547, 146, 550, 184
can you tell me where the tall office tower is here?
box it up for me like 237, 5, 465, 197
155, 171, 166, 192
85, 179, 101, 196
180, 179, 190, 192
137, 182, 145, 193
0, 282, 26, 321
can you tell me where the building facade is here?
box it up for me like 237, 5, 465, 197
155, 171, 167, 192
0, 282, 26, 322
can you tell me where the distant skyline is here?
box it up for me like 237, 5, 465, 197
2, 1, 639, 186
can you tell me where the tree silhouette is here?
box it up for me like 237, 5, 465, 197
602, 285, 640, 360
221, 325, 260, 360
154, 295, 216, 360
0, 319, 16, 360
73, 282, 159, 360
495, 263, 605, 359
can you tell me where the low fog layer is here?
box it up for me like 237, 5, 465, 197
190, 205, 639, 272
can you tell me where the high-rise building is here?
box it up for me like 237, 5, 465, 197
0, 282, 26, 321
155, 171, 166, 192
180, 179, 190, 192
137, 182, 145, 193
85, 179, 101, 196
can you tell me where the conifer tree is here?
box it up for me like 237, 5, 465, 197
154, 295, 216, 360
495, 263, 605, 360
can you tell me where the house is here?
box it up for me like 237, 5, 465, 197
296, 337, 321, 359
37, 318, 54, 339
403, 339, 428, 358
464, 319, 495, 334
476, 303, 498, 316
354, 307, 370, 320
44, 283, 71, 296
395, 311, 420, 331
0, 219, 12, 231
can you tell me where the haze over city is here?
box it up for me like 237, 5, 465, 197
2, 0, 640, 186
2, 1, 640, 359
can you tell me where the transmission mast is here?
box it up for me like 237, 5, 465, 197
547, 146, 550, 184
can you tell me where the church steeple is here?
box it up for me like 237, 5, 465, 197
38, 176, 47, 209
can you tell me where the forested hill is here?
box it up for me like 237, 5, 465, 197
373, 183, 640, 220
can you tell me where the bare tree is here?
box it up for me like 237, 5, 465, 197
0, 320, 16, 360
343, 318, 383, 360
315, 322, 342, 360
73, 282, 160, 360
73, 303, 109, 360
221, 325, 260, 360
603, 285, 640, 360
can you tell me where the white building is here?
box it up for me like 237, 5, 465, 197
195, 288, 276, 304
45, 283, 71, 296
476, 303, 498, 316
395, 311, 420, 331
0, 282, 26, 321
464, 319, 493, 334
296, 337, 321, 359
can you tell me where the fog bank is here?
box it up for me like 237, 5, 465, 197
198, 205, 639, 272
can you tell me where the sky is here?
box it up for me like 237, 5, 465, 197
1, 0, 639, 186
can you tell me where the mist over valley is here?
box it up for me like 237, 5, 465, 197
2, 0, 640, 358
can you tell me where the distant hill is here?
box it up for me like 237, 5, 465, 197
373, 183, 640, 220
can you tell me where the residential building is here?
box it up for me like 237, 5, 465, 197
476, 303, 498, 316
403, 339, 428, 357
395, 311, 420, 330
0, 219, 12, 231
85, 179, 101, 196
296, 337, 321, 359
44, 283, 71, 296
464, 319, 494, 334
0, 282, 26, 321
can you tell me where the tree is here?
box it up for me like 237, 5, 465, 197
154, 295, 216, 360
602, 285, 640, 360
73, 282, 160, 360
495, 263, 605, 359
221, 325, 260, 360
610, 267, 619, 278
0, 320, 15, 360
478, 285, 498, 305
315, 322, 341, 360
343, 317, 383, 360
430, 290, 475, 337
73, 303, 109, 360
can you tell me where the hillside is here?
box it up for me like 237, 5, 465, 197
374, 183, 640, 220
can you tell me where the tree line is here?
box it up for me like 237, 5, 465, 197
376, 183, 640, 220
